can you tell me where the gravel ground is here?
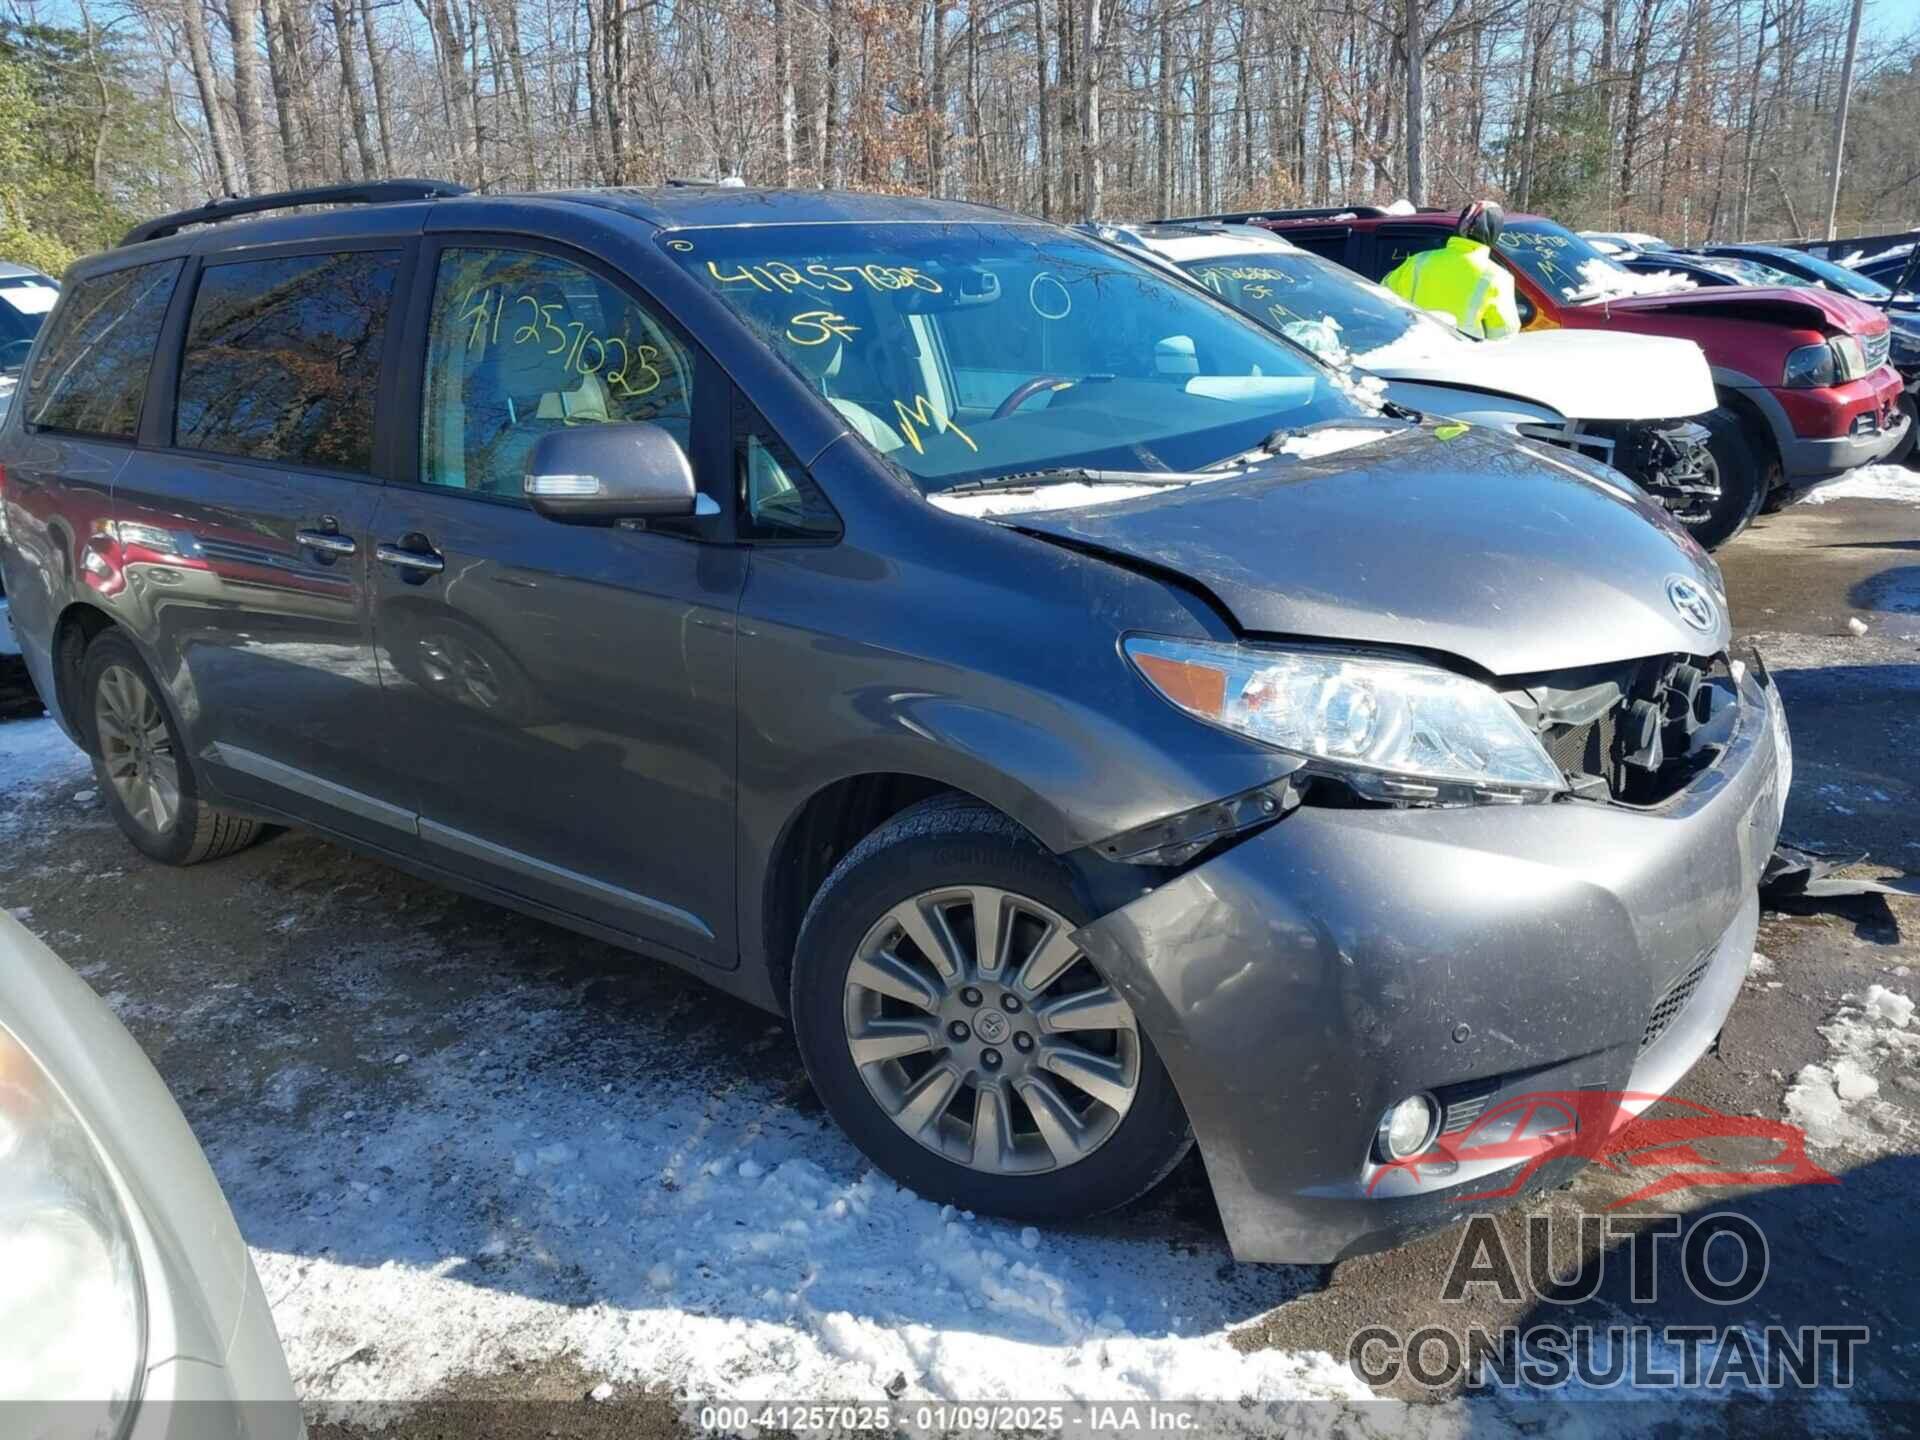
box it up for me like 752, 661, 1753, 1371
3, 476, 1918, 1438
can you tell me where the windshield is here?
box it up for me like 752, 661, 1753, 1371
0, 276, 57, 376
1697, 255, 1799, 287
1176, 248, 1459, 365
1768, 248, 1891, 301
1496, 219, 1691, 304
668, 223, 1371, 491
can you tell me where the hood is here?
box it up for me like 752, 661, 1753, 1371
1365, 328, 1716, 421
1598, 285, 1890, 336
1002, 423, 1727, 676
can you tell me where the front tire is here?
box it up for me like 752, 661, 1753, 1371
81, 631, 262, 866
1685, 406, 1767, 550
790, 796, 1192, 1221
1892, 391, 1917, 467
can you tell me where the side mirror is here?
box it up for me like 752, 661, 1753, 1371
1514, 293, 1537, 327
523, 422, 697, 524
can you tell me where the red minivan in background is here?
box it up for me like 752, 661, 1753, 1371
1188, 206, 1909, 529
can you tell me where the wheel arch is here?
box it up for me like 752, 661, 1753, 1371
757, 771, 1056, 1016
49, 599, 120, 741
1708, 372, 1786, 483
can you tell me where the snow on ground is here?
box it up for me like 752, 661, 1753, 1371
183, 912, 1369, 1423
1785, 985, 1917, 1153
1794, 465, 1920, 507
0, 717, 89, 836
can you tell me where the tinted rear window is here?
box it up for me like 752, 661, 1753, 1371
176, 250, 399, 473
24, 261, 181, 439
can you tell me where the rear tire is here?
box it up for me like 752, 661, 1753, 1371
80, 631, 262, 866
1685, 406, 1767, 550
790, 795, 1192, 1222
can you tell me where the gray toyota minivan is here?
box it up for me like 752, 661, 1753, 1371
0, 181, 1788, 1262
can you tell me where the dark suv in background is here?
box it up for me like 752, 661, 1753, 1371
0, 181, 1787, 1262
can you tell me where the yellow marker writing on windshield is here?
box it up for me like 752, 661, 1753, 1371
892, 395, 977, 455
786, 311, 861, 346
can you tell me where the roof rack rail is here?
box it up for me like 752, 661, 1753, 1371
120, 179, 470, 248
1157, 206, 1392, 225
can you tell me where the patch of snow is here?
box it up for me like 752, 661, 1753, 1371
929, 482, 1170, 517
1271, 427, 1392, 460
1785, 987, 1919, 1153
1864, 984, 1914, 1028
1748, 952, 1774, 977
206, 956, 1370, 1419
1795, 465, 1920, 506
0, 719, 91, 837
1565, 258, 1697, 302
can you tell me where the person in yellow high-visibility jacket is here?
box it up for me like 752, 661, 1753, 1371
1382, 202, 1522, 339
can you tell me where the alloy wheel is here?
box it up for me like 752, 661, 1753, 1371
93, 664, 180, 835
843, 885, 1141, 1175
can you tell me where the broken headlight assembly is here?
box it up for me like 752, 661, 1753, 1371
1125, 636, 1566, 806
0, 1019, 146, 1432
1781, 334, 1867, 387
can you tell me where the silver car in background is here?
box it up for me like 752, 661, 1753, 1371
0, 911, 300, 1439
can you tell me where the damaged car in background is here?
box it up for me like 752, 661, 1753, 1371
1, 183, 1788, 1264
1197, 205, 1909, 523
1088, 221, 1740, 546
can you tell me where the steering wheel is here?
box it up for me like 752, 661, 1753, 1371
0, 337, 32, 374
992, 375, 1076, 420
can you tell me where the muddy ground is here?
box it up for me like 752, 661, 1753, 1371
2, 489, 1917, 1437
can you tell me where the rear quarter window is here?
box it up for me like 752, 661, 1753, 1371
175, 250, 400, 473
24, 261, 182, 440
1373, 228, 1448, 281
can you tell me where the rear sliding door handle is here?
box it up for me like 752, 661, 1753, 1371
296, 529, 358, 556
376, 542, 445, 575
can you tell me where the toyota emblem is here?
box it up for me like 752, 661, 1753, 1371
1666, 576, 1716, 633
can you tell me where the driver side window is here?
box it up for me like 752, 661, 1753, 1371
420, 247, 695, 499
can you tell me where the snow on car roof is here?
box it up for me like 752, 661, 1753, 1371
1121, 225, 1302, 264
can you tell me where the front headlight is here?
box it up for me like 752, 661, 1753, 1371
0, 1021, 146, 1432
1126, 636, 1566, 804
1782, 335, 1866, 387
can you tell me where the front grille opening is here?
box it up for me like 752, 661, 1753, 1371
1642, 951, 1714, 1054
1519, 653, 1734, 806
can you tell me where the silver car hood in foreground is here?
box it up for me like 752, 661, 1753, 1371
1004, 421, 1728, 675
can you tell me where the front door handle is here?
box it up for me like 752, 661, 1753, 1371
376, 542, 445, 575
296, 529, 358, 556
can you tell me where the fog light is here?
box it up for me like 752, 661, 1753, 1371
1376, 1093, 1440, 1162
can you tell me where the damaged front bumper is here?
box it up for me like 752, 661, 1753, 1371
1074, 666, 1786, 1264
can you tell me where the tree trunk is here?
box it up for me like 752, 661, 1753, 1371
775, 0, 796, 184
1404, 0, 1424, 204
177, 0, 242, 192
1034, 0, 1052, 217
226, 0, 273, 189
1081, 0, 1103, 217
259, 0, 303, 186
1824, 0, 1864, 238
330, 0, 381, 180
1155, 0, 1173, 214
358, 0, 396, 177
1196, 0, 1215, 212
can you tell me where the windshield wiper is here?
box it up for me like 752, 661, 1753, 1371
1208, 410, 1421, 470
939, 467, 1212, 496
